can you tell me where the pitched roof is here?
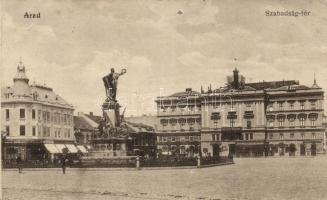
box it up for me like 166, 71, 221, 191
124, 121, 155, 132
74, 116, 95, 130
1, 84, 73, 108
31, 84, 72, 107
244, 80, 299, 90
84, 114, 103, 124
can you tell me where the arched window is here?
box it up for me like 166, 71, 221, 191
178, 118, 186, 126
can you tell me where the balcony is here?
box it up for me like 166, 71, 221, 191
221, 127, 242, 133
244, 111, 254, 119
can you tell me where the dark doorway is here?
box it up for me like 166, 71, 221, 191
311, 143, 316, 156
278, 143, 285, 156
212, 144, 220, 157
229, 144, 236, 157
289, 144, 296, 156
300, 144, 306, 156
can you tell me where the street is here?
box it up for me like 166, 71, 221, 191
2, 157, 327, 200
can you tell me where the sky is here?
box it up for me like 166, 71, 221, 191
1, 0, 327, 116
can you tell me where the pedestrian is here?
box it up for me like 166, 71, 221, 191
61, 155, 67, 174
16, 154, 23, 174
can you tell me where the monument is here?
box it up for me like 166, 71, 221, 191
87, 68, 133, 158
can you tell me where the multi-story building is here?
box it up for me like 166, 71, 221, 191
1, 61, 75, 162
202, 68, 325, 157
155, 88, 202, 157
156, 69, 325, 157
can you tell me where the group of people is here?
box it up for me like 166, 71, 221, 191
15, 154, 69, 174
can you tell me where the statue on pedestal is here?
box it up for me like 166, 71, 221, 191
102, 68, 127, 101
101, 67, 127, 134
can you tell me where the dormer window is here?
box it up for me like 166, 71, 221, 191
33, 92, 38, 100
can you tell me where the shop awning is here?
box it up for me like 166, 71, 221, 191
77, 145, 88, 153
55, 144, 67, 153
44, 144, 60, 154
65, 144, 79, 153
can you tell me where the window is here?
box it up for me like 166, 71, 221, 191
230, 103, 235, 112
178, 118, 186, 126
20, 109, 25, 119
300, 118, 305, 127
269, 106, 273, 112
6, 126, 10, 136
245, 103, 252, 111
311, 120, 316, 127
47, 112, 50, 123
300, 102, 305, 110
171, 137, 175, 142
301, 133, 305, 139
289, 118, 295, 128
38, 110, 42, 121
269, 133, 273, 139
171, 106, 176, 112
32, 109, 36, 119
290, 133, 294, 139
212, 134, 216, 141
20, 125, 25, 136
32, 126, 36, 136
43, 126, 46, 137
279, 133, 284, 140
250, 133, 253, 140
289, 103, 294, 110
160, 119, 168, 126
38, 126, 41, 136
278, 102, 284, 111
311, 133, 316, 139
311, 101, 316, 110
268, 120, 274, 128
245, 133, 249, 140
42, 111, 47, 122
230, 119, 235, 127
5, 109, 9, 121
213, 120, 218, 129
278, 119, 285, 127
68, 130, 70, 138
162, 137, 167, 142
247, 121, 252, 129
58, 129, 61, 138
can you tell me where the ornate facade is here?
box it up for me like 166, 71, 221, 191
156, 69, 325, 157
155, 88, 201, 157
1, 61, 76, 162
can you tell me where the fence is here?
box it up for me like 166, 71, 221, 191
2, 156, 233, 169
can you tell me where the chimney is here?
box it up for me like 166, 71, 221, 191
233, 68, 239, 89
185, 88, 192, 92
89, 112, 93, 116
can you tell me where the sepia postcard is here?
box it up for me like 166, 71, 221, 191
1, 0, 327, 200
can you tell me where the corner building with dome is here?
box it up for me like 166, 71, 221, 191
1, 61, 75, 163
